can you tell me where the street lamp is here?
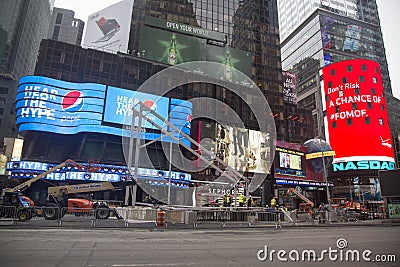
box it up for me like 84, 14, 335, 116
316, 138, 332, 209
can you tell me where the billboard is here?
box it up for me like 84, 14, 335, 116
321, 59, 395, 172
16, 76, 192, 143
343, 25, 361, 52
82, 0, 134, 53
6, 160, 190, 187
214, 123, 271, 174
282, 71, 297, 105
104, 86, 170, 130
139, 17, 251, 79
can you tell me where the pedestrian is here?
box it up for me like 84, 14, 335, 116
318, 202, 326, 223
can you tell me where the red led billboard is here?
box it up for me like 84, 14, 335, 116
321, 59, 395, 172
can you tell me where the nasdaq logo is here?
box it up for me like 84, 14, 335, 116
333, 160, 395, 171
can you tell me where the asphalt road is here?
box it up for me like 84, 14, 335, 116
0, 226, 399, 267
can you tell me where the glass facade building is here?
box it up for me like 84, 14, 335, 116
0, 0, 54, 149
279, 0, 392, 139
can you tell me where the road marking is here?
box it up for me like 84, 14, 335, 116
112, 263, 195, 266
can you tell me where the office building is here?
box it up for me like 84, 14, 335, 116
0, 0, 54, 149
278, 0, 396, 203
48, 7, 84, 46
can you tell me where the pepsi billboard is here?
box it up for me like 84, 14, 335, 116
16, 76, 192, 144
104, 86, 169, 130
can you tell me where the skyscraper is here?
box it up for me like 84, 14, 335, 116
278, 0, 392, 138
0, 0, 54, 148
278, 0, 398, 199
48, 7, 84, 46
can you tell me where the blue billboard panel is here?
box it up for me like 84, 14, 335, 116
6, 160, 190, 187
16, 76, 192, 144
16, 76, 105, 128
104, 86, 169, 130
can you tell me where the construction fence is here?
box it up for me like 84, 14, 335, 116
0, 205, 387, 228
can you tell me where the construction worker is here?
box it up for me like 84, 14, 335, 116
246, 195, 253, 207
223, 194, 228, 207
238, 194, 245, 207
270, 197, 277, 210
226, 194, 232, 207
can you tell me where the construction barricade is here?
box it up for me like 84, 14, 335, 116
193, 208, 282, 228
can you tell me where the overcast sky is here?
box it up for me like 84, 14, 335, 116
54, 0, 400, 99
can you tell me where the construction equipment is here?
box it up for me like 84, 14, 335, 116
44, 181, 115, 220
287, 187, 314, 211
0, 159, 76, 221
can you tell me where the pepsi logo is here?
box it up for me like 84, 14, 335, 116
62, 91, 84, 113
143, 100, 156, 110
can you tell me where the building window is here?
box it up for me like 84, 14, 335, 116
0, 87, 8, 95
52, 26, 60, 39
371, 88, 376, 95
367, 102, 372, 109
352, 103, 357, 110
332, 121, 337, 128
362, 64, 367, 71
331, 69, 336, 76
354, 88, 360, 94
347, 118, 352, 126
347, 65, 352, 72
335, 106, 340, 113
365, 117, 370, 124
373, 77, 377, 83
342, 77, 347, 83
338, 90, 343, 97
55, 13, 63, 24
359, 75, 364, 82
379, 118, 384, 126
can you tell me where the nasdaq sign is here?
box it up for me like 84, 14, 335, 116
333, 160, 395, 172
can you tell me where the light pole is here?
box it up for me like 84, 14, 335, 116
318, 138, 331, 208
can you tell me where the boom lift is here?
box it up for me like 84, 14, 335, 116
287, 187, 314, 211
0, 159, 75, 221
44, 181, 116, 220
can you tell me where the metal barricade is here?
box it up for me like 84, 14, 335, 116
193, 208, 283, 228
0, 206, 17, 224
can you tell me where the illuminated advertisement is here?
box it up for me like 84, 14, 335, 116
214, 123, 271, 174
343, 25, 361, 52
16, 76, 192, 144
0, 154, 7, 175
82, 0, 134, 53
6, 160, 190, 187
282, 71, 297, 105
321, 59, 395, 172
274, 141, 306, 179
273, 140, 331, 187
104, 86, 170, 130
139, 17, 251, 79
